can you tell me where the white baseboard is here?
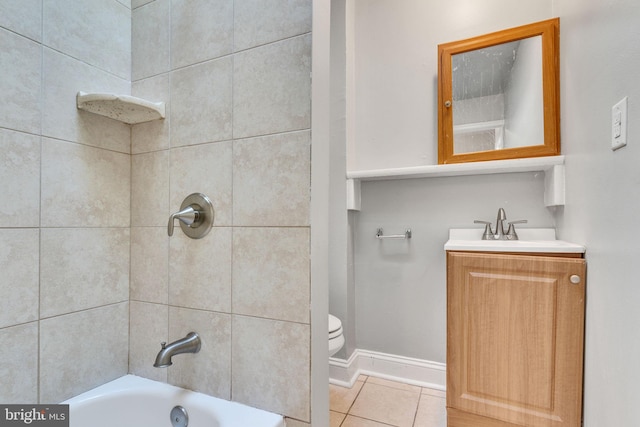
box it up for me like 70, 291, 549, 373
329, 349, 446, 391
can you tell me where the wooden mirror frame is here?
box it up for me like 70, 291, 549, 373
438, 18, 560, 164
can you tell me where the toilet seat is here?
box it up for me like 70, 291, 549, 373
329, 326, 343, 340
329, 314, 342, 336
328, 314, 345, 357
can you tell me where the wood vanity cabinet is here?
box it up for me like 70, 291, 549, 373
446, 251, 586, 427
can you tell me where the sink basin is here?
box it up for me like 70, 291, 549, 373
445, 228, 586, 253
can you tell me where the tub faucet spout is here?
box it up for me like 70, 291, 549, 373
153, 332, 201, 368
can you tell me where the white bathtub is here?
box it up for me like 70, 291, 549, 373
63, 375, 285, 427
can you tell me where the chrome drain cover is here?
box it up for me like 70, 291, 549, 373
170, 405, 188, 427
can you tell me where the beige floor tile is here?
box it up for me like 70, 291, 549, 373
366, 377, 422, 393
341, 415, 394, 427
349, 383, 420, 427
413, 394, 447, 427
421, 387, 446, 399
330, 411, 347, 427
357, 374, 369, 382
330, 380, 365, 413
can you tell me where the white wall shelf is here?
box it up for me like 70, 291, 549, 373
347, 155, 565, 208
76, 91, 165, 125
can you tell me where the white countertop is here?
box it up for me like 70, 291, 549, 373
445, 228, 586, 254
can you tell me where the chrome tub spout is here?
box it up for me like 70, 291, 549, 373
153, 332, 201, 368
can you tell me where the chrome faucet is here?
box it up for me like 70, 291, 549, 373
494, 207, 507, 240
153, 332, 201, 368
474, 208, 527, 240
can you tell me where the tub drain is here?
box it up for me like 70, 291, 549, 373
170, 405, 188, 427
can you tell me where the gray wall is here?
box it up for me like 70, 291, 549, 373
335, 0, 640, 425
333, 0, 556, 364
554, 0, 640, 425
353, 173, 555, 363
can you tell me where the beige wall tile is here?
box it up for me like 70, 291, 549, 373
233, 131, 310, 226
0, 323, 38, 403
0, 0, 42, 42
0, 229, 39, 328
169, 227, 232, 312
129, 301, 169, 382
131, 227, 169, 304
0, 129, 40, 227
132, 0, 153, 8
43, 0, 130, 79
232, 227, 309, 323
171, 0, 233, 68
40, 228, 130, 317
132, 150, 169, 226
0, 29, 41, 134
232, 315, 310, 421
170, 141, 232, 226
167, 306, 231, 399
234, 0, 311, 51
233, 35, 311, 139
132, 74, 170, 153
42, 49, 130, 153
170, 58, 232, 147
132, 0, 170, 80
40, 303, 129, 402
41, 139, 130, 227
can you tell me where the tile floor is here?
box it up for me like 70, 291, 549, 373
329, 376, 447, 427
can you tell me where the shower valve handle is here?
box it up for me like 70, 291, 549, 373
167, 206, 199, 236
167, 193, 215, 239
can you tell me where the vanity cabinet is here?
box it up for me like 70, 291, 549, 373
446, 251, 586, 427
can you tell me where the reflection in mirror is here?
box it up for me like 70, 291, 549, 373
438, 19, 559, 164
452, 37, 542, 154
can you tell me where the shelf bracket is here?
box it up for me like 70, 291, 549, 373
544, 164, 565, 207
347, 179, 361, 211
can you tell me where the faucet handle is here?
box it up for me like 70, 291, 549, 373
474, 220, 494, 240
167, 193, 214, 239
506, 220, 528, 240
168, 206, 197, 237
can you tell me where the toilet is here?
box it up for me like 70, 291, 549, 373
328, 314, 345, 357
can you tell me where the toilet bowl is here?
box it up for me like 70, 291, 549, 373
328, 314, 345, 357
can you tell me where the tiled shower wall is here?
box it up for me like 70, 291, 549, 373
0, 0, 131, 403
128, 0, 312, 424
0, 0, 312, 423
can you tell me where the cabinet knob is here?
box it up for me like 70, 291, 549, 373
570, 275, 581, 284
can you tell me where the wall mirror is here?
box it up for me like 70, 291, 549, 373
438, 18, 560, 164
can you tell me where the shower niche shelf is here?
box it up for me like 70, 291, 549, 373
76, 91, 165, 125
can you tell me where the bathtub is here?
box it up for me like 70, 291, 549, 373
62, 375, 285, 427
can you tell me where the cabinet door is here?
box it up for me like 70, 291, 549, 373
447, 252, 586, 427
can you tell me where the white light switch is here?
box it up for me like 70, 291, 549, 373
611, 97, 628, 151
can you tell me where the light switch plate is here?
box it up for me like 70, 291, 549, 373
611, 97, 628, 151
